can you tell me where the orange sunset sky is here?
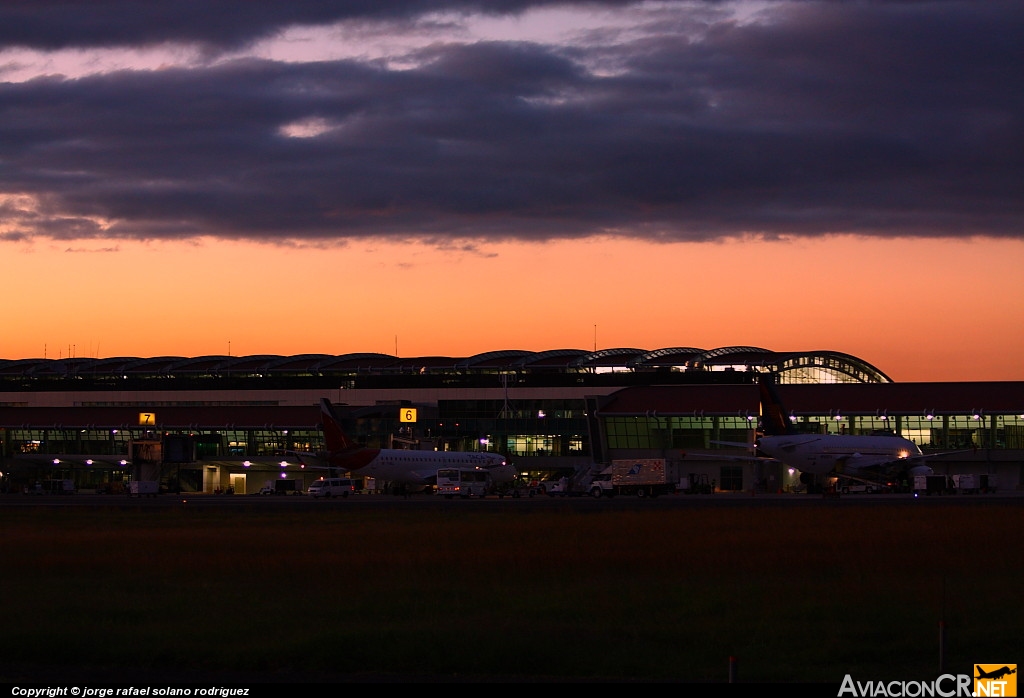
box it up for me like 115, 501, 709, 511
4, 234, 1022, 383
2, 1, 1022, 383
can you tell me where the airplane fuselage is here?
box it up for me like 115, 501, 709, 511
758, 433, 924, 476
318, 397, 515, 486
329, 448, 515, 485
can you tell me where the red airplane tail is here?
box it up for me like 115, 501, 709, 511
758, 375, 799, 436
318, 399, 381, 472
320, 398, 361, 453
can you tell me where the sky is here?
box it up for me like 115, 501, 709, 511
1, 0, 1021, 382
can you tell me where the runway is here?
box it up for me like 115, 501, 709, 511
3, 488, 1020, 511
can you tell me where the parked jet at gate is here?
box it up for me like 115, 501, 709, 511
296, 398, 516, 488
713, 376, 942, 484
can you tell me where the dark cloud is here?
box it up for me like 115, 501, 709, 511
0, 1, 626, 51
0, 0, 1020, 244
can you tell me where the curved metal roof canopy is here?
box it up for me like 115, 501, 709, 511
0, 347, 892, 383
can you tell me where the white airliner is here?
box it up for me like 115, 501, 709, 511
297, 398, 516, 489
713, 377, 944, 485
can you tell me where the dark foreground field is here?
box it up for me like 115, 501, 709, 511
0, 498, 1020, 684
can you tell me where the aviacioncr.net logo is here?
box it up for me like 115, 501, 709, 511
838, 674, 973, 697
974, 664, 1017, 697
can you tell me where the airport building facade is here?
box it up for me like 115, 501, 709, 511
1, 347, 1021, 494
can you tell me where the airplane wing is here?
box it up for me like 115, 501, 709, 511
832, 451, 966, 481
410, 469, 440, 485
286, 450, 335, 470
709, 440, 756, 449
833, 453, 900, 470
238, 455, 306, 466
698, 443, 775, 463
848, 448, 977, 472
709, 438, 824, 453
893, 449, 977, 476
693, 453, 772, 463
913, 448, 976, 461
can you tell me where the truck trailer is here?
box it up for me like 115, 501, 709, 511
952, 473, 998, 494
913, 475, 949, 496
127, 480, 159, 497
259, 478, 304, 495
590, 459, 679, 498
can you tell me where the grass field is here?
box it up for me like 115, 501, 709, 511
0, 501, 1020, 683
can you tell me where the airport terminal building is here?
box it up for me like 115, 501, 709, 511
1, 346, 1021, 494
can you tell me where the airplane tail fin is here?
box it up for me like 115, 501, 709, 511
320, 398, 360, 453
758, 375, 799, 436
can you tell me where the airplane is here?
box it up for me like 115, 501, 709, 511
709, 375, 950, 486
295, 398, 517, 491
975, 666, 1016, 680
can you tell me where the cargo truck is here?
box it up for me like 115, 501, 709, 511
913, 475, 949, 496
588, 469, 615, 498
127, 480, 159, 497
952, 473, 998, 494
26, 479, 76, 495
42, 479, 76, 495
589, 459, 679, 498
259, 478, 304, 495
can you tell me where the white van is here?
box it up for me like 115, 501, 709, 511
308, 477, 356, 498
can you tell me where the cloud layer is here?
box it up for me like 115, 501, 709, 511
1, 0, 1021, 244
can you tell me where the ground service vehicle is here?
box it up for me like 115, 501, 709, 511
913, 475, 949, 495
679, 473, 713, 494
952, 473, 997, 494
25, 479, 76, 495
436, 468, 491, 498
541, 476, 580, 497
259, 478, 304, 495
836, 476, 896, 494
127, 480, 159, 497
589, 470, 615, 498
308, 477, 355, 498
43, 479, 76, 494
590, 459, 680, 498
